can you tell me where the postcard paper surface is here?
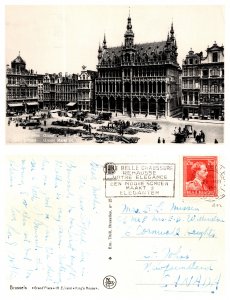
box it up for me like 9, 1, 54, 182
5, 154, 226, 299
2, 1, 229, 300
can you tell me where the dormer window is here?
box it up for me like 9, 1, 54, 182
212, 52, 218, 62
189, 58, 193, 64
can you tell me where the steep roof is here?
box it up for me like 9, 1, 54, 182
102, 41, 167, 60
11, 54, 26, 65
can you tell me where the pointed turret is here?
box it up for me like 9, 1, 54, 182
98, 42, 102, 62
124, 12, 134, 48
166, 32, 171, 45
103, 34, 107, 49
170, 22, 175, 41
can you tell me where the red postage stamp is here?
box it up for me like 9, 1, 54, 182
183, 156, 218, 197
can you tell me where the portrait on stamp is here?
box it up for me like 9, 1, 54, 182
183, 156, 218, 197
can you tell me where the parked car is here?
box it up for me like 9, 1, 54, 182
97, 112, 112, 120
184, 124, 193, 135
20, 120, 41, 127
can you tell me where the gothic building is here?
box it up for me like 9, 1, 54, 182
95, 15, 181, 117
6, 53, 39, 114
181, 42, 224, 120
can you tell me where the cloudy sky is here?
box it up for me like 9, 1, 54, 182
5, 3, 224, 74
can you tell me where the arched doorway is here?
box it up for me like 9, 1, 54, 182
116, 97, 122, 112
103, 97, 109, 111
141, 97, 148, 114
133, 97, 139, 114
124, 97, 131, 114
110, 97, 115, 112
158, 97, 165, 116
97, 96, 102, 110
149, 98, 156, 115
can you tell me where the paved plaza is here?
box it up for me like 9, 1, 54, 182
6, 113, 224, 144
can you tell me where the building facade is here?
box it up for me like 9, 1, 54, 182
95, 15, 181, 117
37, 74, 44, 109
6, 53, 39, 114
55, 73, 78, 110
181, 42, 224, 120
42, 73, 78, 110
77, 66, 96, 112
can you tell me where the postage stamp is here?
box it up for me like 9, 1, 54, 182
183, 156, 218, 197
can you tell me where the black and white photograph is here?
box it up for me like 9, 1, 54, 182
5, 5, 224, 144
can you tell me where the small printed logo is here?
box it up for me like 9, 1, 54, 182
103, 275, 117, 289
104, 163, 117, 175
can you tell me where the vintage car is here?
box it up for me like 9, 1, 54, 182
184, 124, 193, 135
20, 120, 41, 127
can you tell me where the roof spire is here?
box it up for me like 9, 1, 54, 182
103, 34, 107, 49
170, 22, 174, 36
170, 22, 175, 42
127, 10, 132, 30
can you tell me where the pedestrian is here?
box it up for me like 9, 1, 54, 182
158, 137, 161, 143
200, 130, 205, 143
174, 127, 177, 134
214, 139, 218, 144
178, 127, 181, 133
193, 130, 197, 138
196, 134, 201, 143
202, 132, 205, 143
162, 138, 165, 143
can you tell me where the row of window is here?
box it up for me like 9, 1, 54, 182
7, 77, 37, 85
185, 52, 219, 65
98, 67, 168, 78
183, 92, 199, 104
55, 88, 78, 93
96, 81, 167, 93
183, 83, 224, 92
55, 95, 77, 101
183, 68, 224, 77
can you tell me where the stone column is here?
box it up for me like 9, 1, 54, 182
130, 68, 133, 116
156, 100, 158, 118
122, 69, 124, 114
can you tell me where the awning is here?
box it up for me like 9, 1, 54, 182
8, 103, 23, 107
26, 102, 39, 106
66, 102, 77, 106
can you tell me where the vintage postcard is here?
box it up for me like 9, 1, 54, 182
5, 154, 226, 299
2, 1, 229, 300
5, 4, 224, 144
